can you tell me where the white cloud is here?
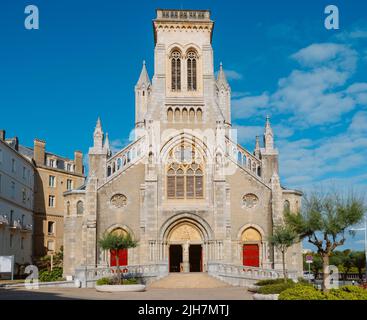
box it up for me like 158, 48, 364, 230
215, 69, 243, 81
110, 138, 128, 154
291, 43, 357, 72
346, 82, 367, 105
278, 129, 367, 190
233, 125, 263, 144
349, 111, 367, 134
224, 70, 243, 81
232, 93, 269, 119
232, 43, 366, 127
270, 43, 361, 127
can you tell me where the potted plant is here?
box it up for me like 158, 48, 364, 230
96, 232, 145, 292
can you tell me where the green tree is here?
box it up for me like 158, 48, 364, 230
36, 246, 64, 272
350, 251, 366, 281
310, 254, 323, 279
285, 190, 365, 292
269, 224, 298, 282
98, 233, 138, 285
341, 250, 353, 281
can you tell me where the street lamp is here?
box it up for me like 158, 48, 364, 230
350, 214, 367, 283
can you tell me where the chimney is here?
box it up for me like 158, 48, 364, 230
14, 137, 19, 151
74, 151, 83, 175
0, 130, 5, 141
34, 139, 46, 166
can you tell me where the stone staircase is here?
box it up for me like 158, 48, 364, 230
148, 273, 231, 289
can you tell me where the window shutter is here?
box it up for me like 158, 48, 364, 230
176, 175, 185, 198
195, 169, 203, 198
186, 175, 194, 198
167, 176, 175, 198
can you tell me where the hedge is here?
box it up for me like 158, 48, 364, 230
326, 286, 367, 300
258, 282, 296, 294
279, 284, 326, 300
39, 267, 64, 282
96, 277, 139, 286
279, 284, 367, 300
255, 279, 294, 286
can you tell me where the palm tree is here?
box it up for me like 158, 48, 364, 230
98, 233, 138, 285
269, 224, 298, 282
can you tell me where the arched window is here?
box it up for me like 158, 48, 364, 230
186, 168, 194, 198
66, 201, 70, 216
107, 166, 112, 176
171, 51, 181, 91
176, 168, 185, 198
166, 145, 204, 200
76, 201, 84, 215
195, 168, 203, 198
117, 158, 122, 170
284, 200, 290, 212
187, 51, 197, 91
167, 168, 176, 198
237, 151, 242, 165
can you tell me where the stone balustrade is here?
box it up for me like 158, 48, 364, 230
74, 263, 169, 288
106, 136, 146, 179
225, 138, 262, 178
208, 262, 299, 287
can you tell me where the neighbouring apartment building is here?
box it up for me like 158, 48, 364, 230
0, 130, 34, 274
19, 139, 85, 259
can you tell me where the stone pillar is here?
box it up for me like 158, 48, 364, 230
182, 242, 190, 272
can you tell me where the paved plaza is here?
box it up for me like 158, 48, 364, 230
0, 286, 253, 300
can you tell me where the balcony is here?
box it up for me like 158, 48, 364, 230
0, 215, 9, 227
21, 224, 33, 233
9, 219, 22, 231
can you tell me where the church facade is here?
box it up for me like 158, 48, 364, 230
63, 9, 303, 279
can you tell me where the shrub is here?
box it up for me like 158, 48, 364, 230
124, 278, 138, 285
39, 267, 64, 282
326, 286, 367, 300
96, 277, 112, 286
255, 278, 294, 286
258, 282, 295, 294
296, 277, 310, 285
279, 284, 326, 300
96, 277, 139, 286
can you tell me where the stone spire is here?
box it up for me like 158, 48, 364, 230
254, 136, 260, 158
217, 62, 229, 88
264, 115, 274, 151
136, 60, 151, 88
93, 117, 104, 149
104, 132, 111, 156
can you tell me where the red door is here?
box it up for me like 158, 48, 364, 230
243, 244, 259, 267
110, 249, 128, 266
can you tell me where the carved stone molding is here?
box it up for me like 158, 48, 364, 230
110, 194, 127, 209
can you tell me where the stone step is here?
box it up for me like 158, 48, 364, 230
149, 273, 231, 289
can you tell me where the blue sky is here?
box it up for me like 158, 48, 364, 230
1, 0, 366, 250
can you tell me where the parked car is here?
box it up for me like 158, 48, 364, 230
303, 272, 315, 280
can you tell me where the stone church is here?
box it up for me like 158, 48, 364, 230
63, 9, 303, 280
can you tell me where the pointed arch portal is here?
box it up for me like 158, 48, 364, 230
160, 214, 213, 273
